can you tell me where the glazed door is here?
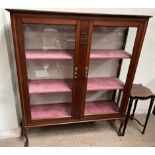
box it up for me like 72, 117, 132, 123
82, 19, 140, 118
16, 16, 81, 123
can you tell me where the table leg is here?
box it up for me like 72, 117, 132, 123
142, 98, 154, 134
122, 98, 133, 136
131, 99, 138, 120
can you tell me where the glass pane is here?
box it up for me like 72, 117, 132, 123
23, 24, 76, 120
85, 26, 137, 115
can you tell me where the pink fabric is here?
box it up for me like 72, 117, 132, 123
90, 49, 131, 59
29, 79, 72, 94
31, 103, 70, 119
26, 49, 73, 60
87, 77, 124, 91
29, 77, 124, 94
31, 100, 118, 120
26, 49, 130, 60
85, 100, 118, 115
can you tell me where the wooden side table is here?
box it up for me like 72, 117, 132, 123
122, 84, 155, 135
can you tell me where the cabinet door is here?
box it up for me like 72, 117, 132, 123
83, 19, 139, 118
15, 16, 81, 122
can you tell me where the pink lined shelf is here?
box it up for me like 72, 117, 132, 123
90, 49, 131, 59
28, 77, 124, 94
29, 79, 72, 94
87, 77, 124, 91
26, 49, 130, 60
85, 100, 119, 115
26, 49, 73, 60
31, 103, 71, 119
30, 100, 119, 120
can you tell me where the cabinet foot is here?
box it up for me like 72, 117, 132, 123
21, 124, 29, 147
23, 131, 29, 147
118, 119, 125, 136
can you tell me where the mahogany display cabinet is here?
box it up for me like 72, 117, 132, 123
7, 9, 151, 146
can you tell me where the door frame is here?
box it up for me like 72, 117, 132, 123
11, 13, 82, 125
79, 18, 149, 119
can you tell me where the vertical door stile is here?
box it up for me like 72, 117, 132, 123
78, 18, 93, 118
14, 16, 32, 124
71, 19, 81, 118
73, 18, 89, 119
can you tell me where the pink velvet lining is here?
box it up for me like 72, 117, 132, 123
26, 49, 130, 60
31, 103, 70, 119
26, 49, 73, 60
90, 49, 131, 59
29, 79, 72, 94
87, 77, 124, 91
31, 100, 118, 120
85, 100, 118, 115
29, 77, 124, 94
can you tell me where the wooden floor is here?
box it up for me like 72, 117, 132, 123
0, 114, 155, 147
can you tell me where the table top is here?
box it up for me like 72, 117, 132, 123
130, 84, 155, 99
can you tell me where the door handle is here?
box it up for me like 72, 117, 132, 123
85, 67, 88, 78
74, 67, 78, 79
81, 31, 87, 45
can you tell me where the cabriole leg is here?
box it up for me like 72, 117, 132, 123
21, 124, 29, 147
118, 118, 125, 136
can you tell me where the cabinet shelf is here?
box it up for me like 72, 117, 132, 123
85, 100, 119, 115
31, 103, 71, 119
26, 49, 130, 60
87, 77, 124, 91
90, 49, 131, 59
31, 100, 118, 120
28, 77, 124, 94
29, 79, 72, 94
26, 49, 73, 60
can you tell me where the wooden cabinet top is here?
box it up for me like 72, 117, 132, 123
6, 9, 152, 19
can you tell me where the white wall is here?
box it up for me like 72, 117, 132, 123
0, 8, 155, 139
0, 9, 20, 139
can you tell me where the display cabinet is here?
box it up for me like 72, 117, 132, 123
7, 9, 151, 146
